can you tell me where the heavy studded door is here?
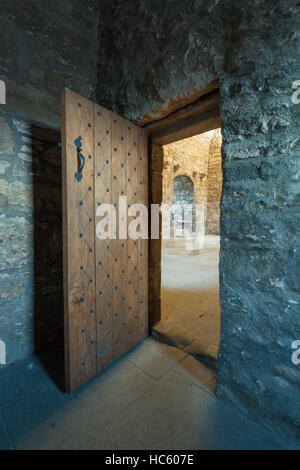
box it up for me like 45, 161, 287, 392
61, 89, 148, 393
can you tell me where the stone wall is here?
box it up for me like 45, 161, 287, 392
162, 130, 222, 235
218, 1, 300, 447
97, 0, 300, 445
97, 0, 225, 120
0, 0, 101, 365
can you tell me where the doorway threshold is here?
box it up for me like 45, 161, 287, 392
152, 320, 218, 371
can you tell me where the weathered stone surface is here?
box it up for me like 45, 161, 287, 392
0, 0, 99, 367
2, 77, 60, 128
0, 193, 8, 208
0, 118, 14, 155
0, 180, 33, 212
12, 119, 31, 136
48, 70, 94, 99
0, 1, 99, 72
0, 28, 17, 74
0, 214, 33, 270
97, 0, 225, 120
28, 67, 45, 87
217, 1, 300, 447
0, 161, 11, 175
18, 152, 32, 163
0, 269, 33, 304
11, 162, 28, 178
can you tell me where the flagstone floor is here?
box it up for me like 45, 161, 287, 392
0, 335, 288, 450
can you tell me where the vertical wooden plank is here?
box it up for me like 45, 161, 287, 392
61, 90, 70, 390
126, 125, 140, 349
61, 89, 96, 393
111, 114, 127, 360
94, 104, 113, 373
149, 142, 163, 328
138, 129, 149, 339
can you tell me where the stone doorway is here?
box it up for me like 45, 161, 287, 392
153, 129, 223, 394
143, 85, 222, 393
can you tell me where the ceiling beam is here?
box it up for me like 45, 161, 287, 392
144, 89, 221, 145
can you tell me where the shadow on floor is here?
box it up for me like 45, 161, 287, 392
31, 124, 65, 392
0, 338, 290, 450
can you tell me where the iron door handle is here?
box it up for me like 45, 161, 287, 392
74, 136, 85, 182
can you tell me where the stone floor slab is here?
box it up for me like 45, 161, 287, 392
127, 337, 187, 380
82, 369, 285, 450
2, 356, 154, 450
0, 350, 58, 411
174, 355, 217, 395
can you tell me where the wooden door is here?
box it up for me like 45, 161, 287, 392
61, 89, 148, 393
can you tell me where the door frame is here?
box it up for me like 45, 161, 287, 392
140, 83, 222, 328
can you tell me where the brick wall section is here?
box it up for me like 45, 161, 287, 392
206, 128, 223, 234
0, 0, 101, 365
162, 130, 222, 235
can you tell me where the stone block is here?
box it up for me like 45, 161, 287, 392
48, 70, 94, 99
28, 67, 45, 87
0, 215, 33, 270
0, 179, 33, 212
0, 117, 14, 155
0, 160, 11, 174
2, 77, 60, 128
0, 28, 17, 74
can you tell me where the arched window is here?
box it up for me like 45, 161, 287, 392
172, 175, 194, 206
172, 175, 194, 236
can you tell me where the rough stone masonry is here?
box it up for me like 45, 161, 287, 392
98, 0, 300, 445
0, 0, 101, 362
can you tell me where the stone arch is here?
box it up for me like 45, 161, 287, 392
172, 174, 195, 236
172, 174, 194, 206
